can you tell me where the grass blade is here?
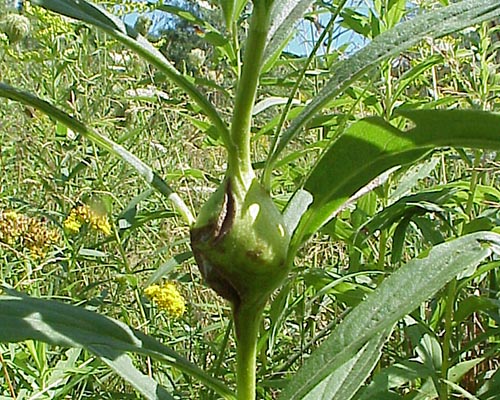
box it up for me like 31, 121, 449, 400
0, 82, 195, 225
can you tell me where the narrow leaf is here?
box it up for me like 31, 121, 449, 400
356, 361, 434, 400
279, 232, 500, 399
268, 0, 500, 166
32, 0, 230, 144
253, 96, 301, 115
264, 0, 315, 62
0, 82, 195, 225
146, 251, 193, 286
302, 328, 392, 400
93, 347, 174, 400
0, 288, 236, 400
221, 0, 236, 29
283, 189, 313, 237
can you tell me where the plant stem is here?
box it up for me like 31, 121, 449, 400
0, 352, 16, 399
440, 278, 456, 400
464, 149, 482, 219
234, 303, 264, 400
228, 2, 271, 181
263, 0, 348, 188
441, 150, 482, 398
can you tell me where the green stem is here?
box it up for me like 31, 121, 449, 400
263, 0, 348, 188
228, 2, 271, 181
377, 230, 388, 270
234, 303, 264, 400
440, 278, 457, 400
464, 149, 482, 219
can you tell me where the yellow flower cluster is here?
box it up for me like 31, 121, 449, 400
0, 210, 60, 258
107, 0, 151, 16
64, 204, 112, 236
26, 2, 73, 39
145, 282, 186, 318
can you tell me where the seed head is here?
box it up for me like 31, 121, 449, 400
1, 13, 30, 43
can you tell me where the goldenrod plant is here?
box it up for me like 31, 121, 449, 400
144, 282, 186, 318
0, 210, 60, 259
63, 204, 112, 236
2, 0, 500, 399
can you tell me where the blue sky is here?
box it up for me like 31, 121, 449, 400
118, 0, 369, 56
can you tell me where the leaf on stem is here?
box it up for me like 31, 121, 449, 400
301, 328, 392, 400
268, 0, 500, 166
292, 110, 500, 247
279, 231, 500, 399
0, 288, 236, 400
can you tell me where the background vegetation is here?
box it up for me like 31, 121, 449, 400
0, 0, 499, 398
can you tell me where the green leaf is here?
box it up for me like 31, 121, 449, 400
293, 110, 500, 246
355, 360, 434, 400
340, 8, 372, 38
155, 4, 208, 27
454, 296, 498, 323
267, 0, 500, 166
390, 217, 410, 264
356, 188, 457, 246
302, 328, 392, 400
462, 217, 495, 235
31, 0, 230, 145
448, 358, 485, 383
96, 349, 174, 400
264, 0, 315, 62
283, 189, 313, 237
0, 82, 195, 225
146, 251, 193, 286
221, 0, 248, 31
221, 0, 236, 29
0, 288, 236, 400
278, 232, 500, 399
391, 157, 440, 200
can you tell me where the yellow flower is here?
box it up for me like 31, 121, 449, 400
145, 282, 186, 318
0, 209, 60, 259
63, 212, 81, 233
90, 214, 112, 236
64, 204, 112, 236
